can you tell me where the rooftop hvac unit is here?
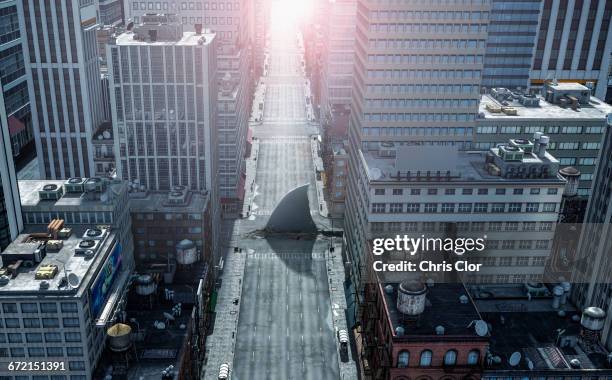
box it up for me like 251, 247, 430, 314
509, 139, 534, 154
167, 189, 188, 205
39, 183, 64, 200
35, 264, 59, 280
84, 177, 106, 193
498, 145, 525, 162
64, 177, 86, 193
46, 240, 64, 252
82, 227, 108, 241
75, 239, 100, 256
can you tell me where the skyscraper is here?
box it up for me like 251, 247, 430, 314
319, 0, 356, 123
531, 0, 612, 99
343, 0, 491, 322
125, 0, 254, 213
108, 16, 218, 193
18, 0, 106, 179
1, 0, 33, 160
571, 118, 612, 349
482, 0, 541, 89
0, 0, 26, 250
348, 1, 489, 152
0, 97, 22, 251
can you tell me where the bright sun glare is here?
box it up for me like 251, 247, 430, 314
272, 0, 314, 30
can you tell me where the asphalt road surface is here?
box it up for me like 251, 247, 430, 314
229, 5, 340, 380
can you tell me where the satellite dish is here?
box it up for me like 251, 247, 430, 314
475, 320, 489, 336
68, 273, 80, 288
509, 351, 522, 367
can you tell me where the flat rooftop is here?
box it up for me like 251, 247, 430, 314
129, 190, 210, 213
18, 179, 126, 209
115, 30, 215, 46
360, 146, 564, 184
381, 283, 484, 338
479, 94, 612, 120
0, 226, 116, 296
482, 310, 611, 371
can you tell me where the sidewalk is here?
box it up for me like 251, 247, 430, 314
241, 138, 260, 218
311, 135, 359, 379
202, 223, 247, 380
326, 243, 359, 380
310, 136, 329, 218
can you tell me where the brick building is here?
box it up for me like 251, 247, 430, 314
359, 280, 489, 380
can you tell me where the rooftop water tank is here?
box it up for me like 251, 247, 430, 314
176, 239, 197, 265
396, 280, 427, 316
135, 274, 156, 296
581, 307, 605, 331
107, 323, 132, 352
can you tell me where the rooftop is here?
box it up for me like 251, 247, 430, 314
115, 30, 215, 46
0, 225, 117, 297
129, 188, 210, 213
479, 93, 612, 121
380, 282, 485, 339
473, 285, 612, 373
18, 179, 127, 210
94, 263, 209, 379
360, 143, 564, 184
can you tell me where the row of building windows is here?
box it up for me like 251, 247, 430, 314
366, 55, 484, 66
365, 98, 479, 108
396, 349, 479, 368
370, 221, 555, 233
23, 211, 114, 226
132, 2, 240, 11
476, 125, 605, 135
369, 39, 486, 50
0, 332, 81, 344
1, 302, 78, 314
368, 23, 488, 34
362, 127, 473, 137
370, 10, 489, 21
0, 317, 79, 328
373, 187, 559, 196
364, 113, 477, 123
370, 201, 558, 214
466, 273, 543, 284
476, 255, 546, 267
0, 346, 82, 357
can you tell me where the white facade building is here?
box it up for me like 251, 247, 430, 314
0, 227, 132, 380
17, 0, 106, 179
125, 1, 254, 212
345, 138, 566, 303
108, 17, 218, 193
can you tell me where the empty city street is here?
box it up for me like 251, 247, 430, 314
232, 6, 340, 380
205, 3, 344, 380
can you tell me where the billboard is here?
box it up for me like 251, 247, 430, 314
90, 243, 122, 317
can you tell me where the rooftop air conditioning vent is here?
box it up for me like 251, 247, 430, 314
64, 177, 86, 193
82, 227, 108, 241
75, 239, 100, 255
84, 177, 106, 193
39, 183, 64, 200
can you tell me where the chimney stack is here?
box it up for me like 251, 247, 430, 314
537, 135, 550, 159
